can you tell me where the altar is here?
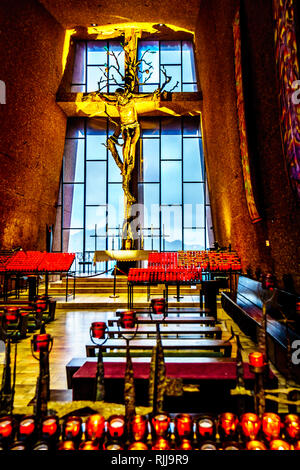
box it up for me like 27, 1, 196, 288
93, 250, 155, 265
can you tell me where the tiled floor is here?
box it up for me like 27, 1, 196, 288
0, 293, 290, 414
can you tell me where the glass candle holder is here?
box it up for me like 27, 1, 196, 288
91, 322, 106, 339
151, 414, 170, 438
63, 416, 82, 442
262, 413, 282, 441
85, 414, 105, 441
175, 414, 193, 439
246, 440, 267, 450
0, 417, 14, 440
152, 437, 171, 450
79, 441, 99, 450
240, 413, 261, 440
197, 416, 215, 440
19, 417, 35, 439
130, 415, 148, 442
128, 442, 148, 450
42, 416, 59, 440
249, 352, 265, 368
58, 441, 76, 451
269, 439, 290, 450
218, 413, 238, 440
107, 415, 125, 439
176, 439, 193, 450
284, 414, 300, 441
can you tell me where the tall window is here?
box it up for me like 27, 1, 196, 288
138, 40, 198, 92
54, 38, 214, 266
71, 40, 125, 93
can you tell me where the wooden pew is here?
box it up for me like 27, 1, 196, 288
106, 325, 222, 339
222, 275, 300, 382
85, 338, 232, 358
108, 316, 216, 327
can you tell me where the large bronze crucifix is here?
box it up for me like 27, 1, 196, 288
84, 30, 178, 248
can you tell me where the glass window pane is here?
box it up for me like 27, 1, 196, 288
108, 152, 122, 182
160, 65, 181, 92
184, 228, 205, 251
160, 41, 181, 64
87, 66, 107, 92
63, 229, 83, 254
182, 84, 198, 92
184, 183, 204, 227
161, 206, 182, 251
71, 85, 85, 93
138, 183, 160, 231
63, 184, 84, 228
85, 206, 107, 251
182, 41, 197, 85
138, 41, 160, 85
72, 42, 86, 85
86, 161, 107, 205
161, 118, 182, 160
63, 139, 84, 183
108, 183, 123, 229
183, 116, 201, 137
161, 161, 182, 204
183, 138, 202, 182
86, 135, 107, 160
139, 83, 160, 93
139, 139, 159, 182
66, 119, 85, 138
87, 41, 108, 65
140, 118, 160, 137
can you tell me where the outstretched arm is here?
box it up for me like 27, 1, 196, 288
82, 91, 117, 104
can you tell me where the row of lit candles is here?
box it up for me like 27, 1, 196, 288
128, 269, 202, 283
0, 413, 299, 451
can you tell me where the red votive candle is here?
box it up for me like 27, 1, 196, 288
32, 333, 52, 353
269, 440, 290, 450
58, 441, 76, 451
175, 414, 193, 438
218, 413, 238, 438
199, 442, 217, 451
249, 352, 265, 368
19, 417, 35, 437
4, 307, 19, 323
0, 417, 13, 439
79, 441, 99, 450
128, 442, 148, 450
152, 438, 171, 450
105, 442, 124, 450
246, 440, 267, 450
42, 416, 59, 438
91, 322, 106, 339
176, 439, 193, 450
152, 414, 170, 437
240, 413, 261, 440
107, 415, 125, 439
197, 417, 214, 439
130, 415, 148, 441
262, 413, 281, 441
63, 416, 82, 440
85, 414, 105, 440
284, 415, 300, 441
151, 298, 166, 315
119, 311, 135, 329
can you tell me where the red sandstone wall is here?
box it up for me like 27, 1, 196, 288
195, 0, 300, 289
0, 0, 67, 251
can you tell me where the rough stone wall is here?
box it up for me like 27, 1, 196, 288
0, 0, 67, 251
195, 0, 300, 290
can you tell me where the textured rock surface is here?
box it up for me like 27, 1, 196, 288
0, 0, 67, 250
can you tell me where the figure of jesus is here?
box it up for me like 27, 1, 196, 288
96, 86, 162, 205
